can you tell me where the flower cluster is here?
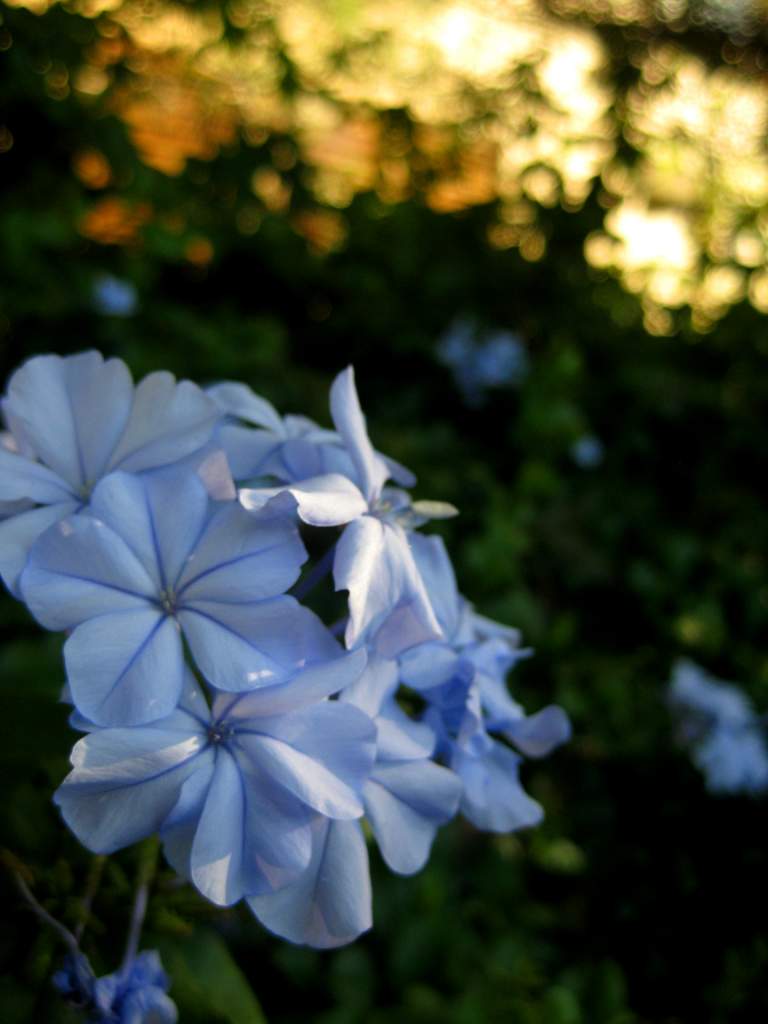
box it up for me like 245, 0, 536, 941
668, 659, 768, 796
2, 351, 570, 951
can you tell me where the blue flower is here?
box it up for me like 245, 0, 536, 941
247, 655, 460, 949
0, 352, 219, 594
21, 467, 318, 725
53, 949, 177, 1024
668, 659, 768, 795
437, 318, 529, 406
240, 367, 451, 657
571, 434, 604, 469
208, 379, 415, 488
55, 656, 373, 908
92, 276, 139, 318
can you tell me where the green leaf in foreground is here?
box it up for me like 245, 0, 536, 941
154, 927, 267, 1024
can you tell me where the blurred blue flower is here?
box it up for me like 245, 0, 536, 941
92, 275, 139, 318
56, 658, 373, 912
0, 351, 218, 594
437, 318, 528, 406
571, 434, 604, 469
21, 466, 317, 725
668, 659, 768, 795
53, 949, 177, 1024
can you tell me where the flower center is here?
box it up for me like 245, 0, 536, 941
208, 723, 234, 745
159, 588, 177, 615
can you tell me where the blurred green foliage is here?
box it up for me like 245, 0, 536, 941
1, 2, 767, 1022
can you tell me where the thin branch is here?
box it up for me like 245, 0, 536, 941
13, 872, 80, 956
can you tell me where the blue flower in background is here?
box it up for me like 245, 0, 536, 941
0, 351, 219, 594
668, 659, 768, 795
21, 467, 317, 725
92, 275, 139, 318
53, 949, 177, 1023
438, 318, 529, 407
56, 657, 373, 910
571, 434, 604, 469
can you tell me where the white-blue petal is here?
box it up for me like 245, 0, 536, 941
409, 533, 461, 638
21, 515, 156, 630
89, 471, 211, 593
340, 655, 398, 717
107, 371, 218, 474
207, 381, 284, 432
329, 367, 389, 504
216, 647, 367, 719
0, 500, 78, 596
239, 473, 368, 528
175, 501, 305, 602
4, 351, 133, 489
247, 817, 372, 949
455, 740, 543, 833
179, 597, 308, 691
236, 702, 375, 819
213, 424, 282, 479
0, 449, 75, 504
54, 722, 208, 853
65, 609, 184, 726
505, 705, 572, 758
189, 747, 247, 906
365, 758, 461, 874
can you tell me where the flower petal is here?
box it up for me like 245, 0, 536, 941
179, 597, 316, 691
409, 533, 461, 638
0, 449, 75, 504
215, 647, 367, 720
247, 817, 372, 949
329, 367, 389, 504
4, 351, 133, 489
365, 759, 460, 874
504, 705, 571, 758
107, 371, 218, 474
339, 655, 398, 717
90, 470, 211, 593
239, 473, 367, 528
455, 740, 543, 833
175, 501, 305, 602
65, 609, 184, 726
237, 702, 375, 819
334, 518, 441, 656
21, 514, 156, 630
189, 748, 246, 906
213, 424, 282, 479
54, 721, 209, 853
207, 381, 283, 432
0, 500, 78, 597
